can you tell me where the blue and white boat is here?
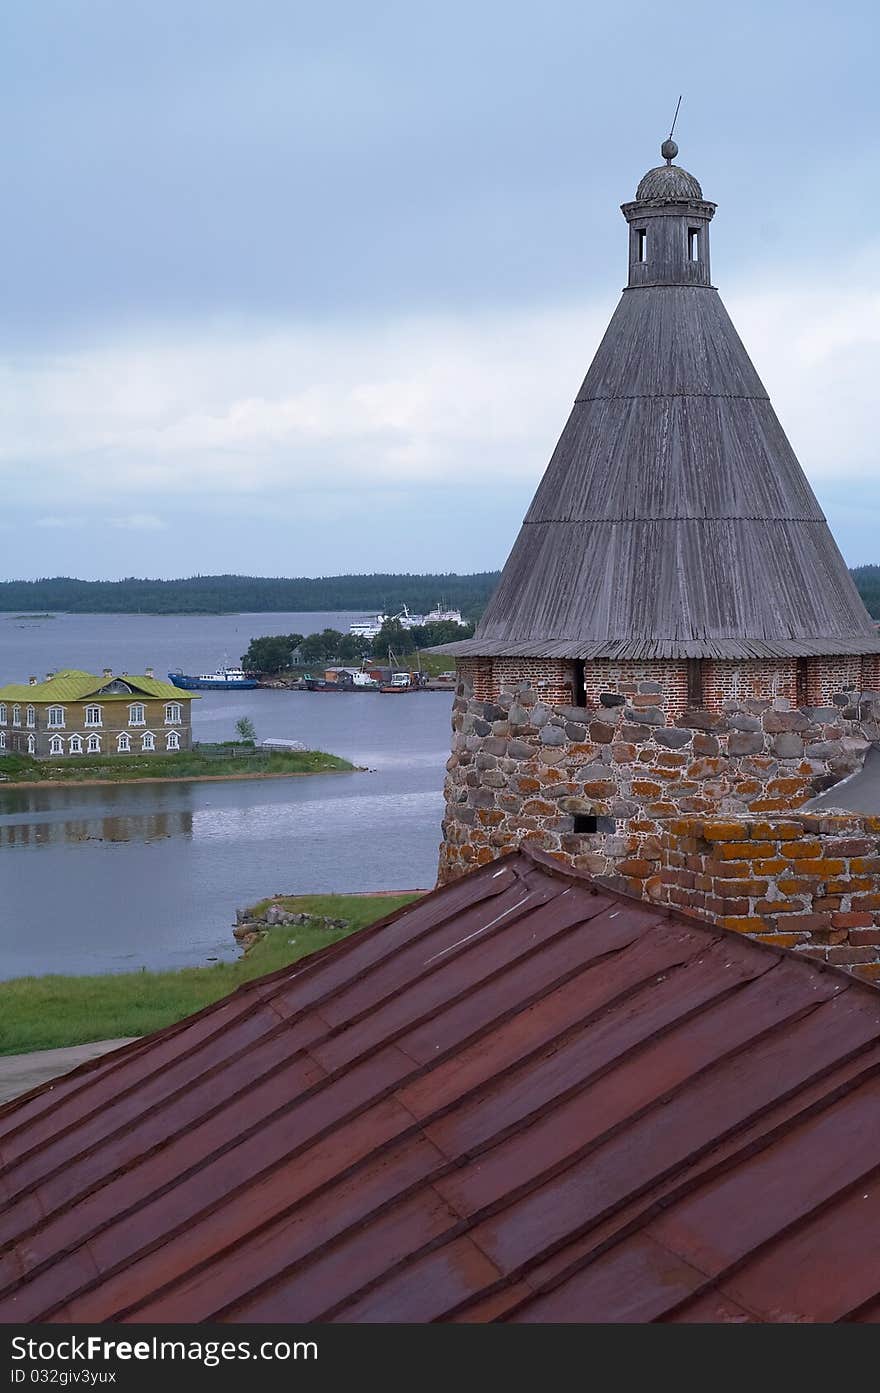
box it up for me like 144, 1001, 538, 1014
168, 666, 259, 691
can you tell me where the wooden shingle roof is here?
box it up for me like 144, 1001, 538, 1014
437, 153, 879, 662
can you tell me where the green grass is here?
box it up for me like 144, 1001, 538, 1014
0, 747, 355, 784
0, 893, 423, 1055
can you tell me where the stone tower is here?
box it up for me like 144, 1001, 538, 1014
435, 138, 880, 885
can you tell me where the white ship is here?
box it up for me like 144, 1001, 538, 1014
348, 602, 467, 640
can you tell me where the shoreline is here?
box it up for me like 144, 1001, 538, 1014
0, 767, 363, 791
0, 891, 425, 1060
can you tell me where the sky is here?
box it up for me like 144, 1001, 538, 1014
0, 0, 878, 581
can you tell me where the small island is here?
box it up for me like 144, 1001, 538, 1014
0, 744, 356, 788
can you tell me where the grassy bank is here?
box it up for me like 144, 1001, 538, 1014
0, 746, 355, 785
0, 893, 422, 1055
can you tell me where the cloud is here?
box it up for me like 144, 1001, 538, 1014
1, 246, 878, 567
108, 513, 167, 531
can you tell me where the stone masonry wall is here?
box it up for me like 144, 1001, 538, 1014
439, 658, 880, 892
618, 813, 880, 985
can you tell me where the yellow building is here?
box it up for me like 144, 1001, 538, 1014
0, 669, 197, 758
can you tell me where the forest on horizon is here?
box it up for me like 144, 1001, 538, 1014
0, 572, 502, 619
0, 566, 879, 619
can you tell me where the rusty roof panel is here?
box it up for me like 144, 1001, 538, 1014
2, 846, 880, 1324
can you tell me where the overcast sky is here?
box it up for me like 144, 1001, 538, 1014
0, 0, 877, 581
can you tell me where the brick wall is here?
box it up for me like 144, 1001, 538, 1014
702, 659, 797, 708
806, 655, 864, 705
619, 813, 880, 984
456, 652, 880, 725
581, 661, 690, 718
862, 654, 880, 691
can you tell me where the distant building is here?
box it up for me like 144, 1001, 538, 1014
0, 668, 197, 758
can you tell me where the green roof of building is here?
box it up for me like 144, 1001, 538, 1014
0, 669, 198, 702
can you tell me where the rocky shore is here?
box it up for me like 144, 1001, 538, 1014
232, 902, 351, 954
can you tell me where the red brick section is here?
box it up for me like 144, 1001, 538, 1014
621, 813, 880, 984
581, 660, 689, 716
806, 655, 863, 705
702, 659, 797, 708
457, 653, 880, 723
863, 654, 880, 690
458, 657, 575, 706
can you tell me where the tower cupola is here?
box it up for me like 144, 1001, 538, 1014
622, 138, 715, 287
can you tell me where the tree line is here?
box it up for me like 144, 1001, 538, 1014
4, 566, 878, 621
0, 573, 501, 618
852, 565, 880, 619
242, 618, 475, 674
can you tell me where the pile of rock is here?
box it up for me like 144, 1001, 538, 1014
232, 902, 350, 954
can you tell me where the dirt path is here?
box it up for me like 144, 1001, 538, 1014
0, 1038, 138, 1105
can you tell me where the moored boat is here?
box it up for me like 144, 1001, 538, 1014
168, 666, 259, 691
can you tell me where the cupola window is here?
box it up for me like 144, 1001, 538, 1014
636, 228, 647, 263
688, 227, 700, 261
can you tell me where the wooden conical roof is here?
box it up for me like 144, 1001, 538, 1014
440, 149, 879, 662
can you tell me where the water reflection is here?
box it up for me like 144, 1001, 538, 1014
0, 808, 193, 847
0, 689, 452, 978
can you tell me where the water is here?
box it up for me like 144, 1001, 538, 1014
0, 613, 451, 979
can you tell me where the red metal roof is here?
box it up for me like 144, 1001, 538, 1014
2, 846, 880, 1324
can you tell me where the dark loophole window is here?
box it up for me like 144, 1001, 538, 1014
572, 660, 586, 708
572, 814, 616, 835
636, 228, 647, 263
687, 658, 704, 708
688, 227, 700, 261
796, 658, 809, 708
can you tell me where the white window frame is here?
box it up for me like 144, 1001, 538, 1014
129, 703, 146, 727
117, 732, 131, 752
49, 734, 64, 755
26, 705, 35, 728
0, 732, 5, 751
12, 705, 21, 727
86, 733, 101, 753
69, 734, 83, 754
27, 734, 35, 755
48, 706, 65, 729
84, 705, 103, 727
141, 731, 156, 751
165, 702, 182, 725
0, 704, 6, 725
165, 730, 181, 751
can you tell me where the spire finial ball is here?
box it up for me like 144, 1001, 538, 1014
661, 138, 678, 164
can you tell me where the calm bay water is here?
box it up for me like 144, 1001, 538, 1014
0, 612, 451, 979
